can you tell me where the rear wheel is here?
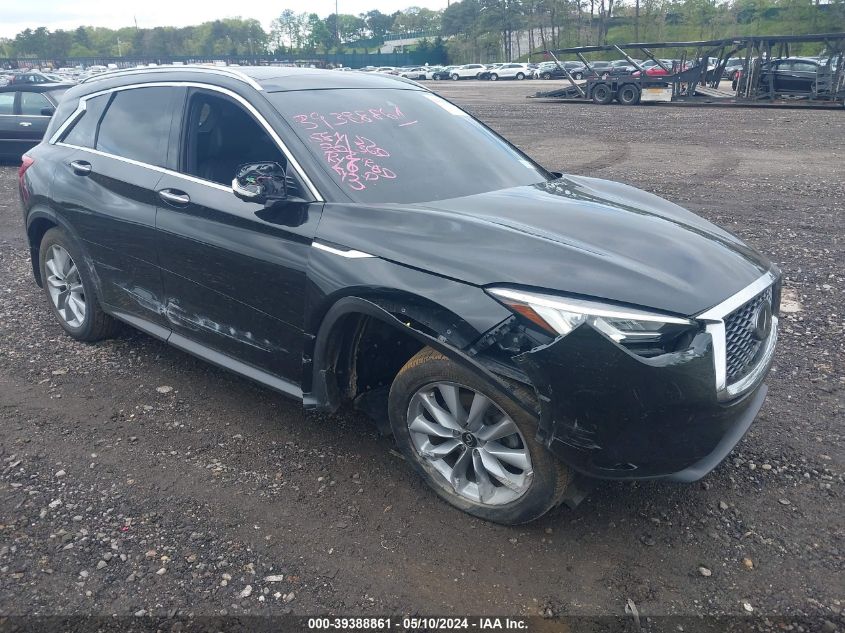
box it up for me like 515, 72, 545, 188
574, 72, 583, 80
451, 73, 460, 81
541, 72, 552, 80
516, 72, 525, 80
38, 227, 119, 342
617, 83, 641, 105
591, 83, 615, 104
388, 347, 572, 525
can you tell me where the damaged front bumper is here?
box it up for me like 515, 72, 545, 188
514, 324, 771, 481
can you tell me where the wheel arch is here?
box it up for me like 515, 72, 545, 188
305, 295, 535, 425
25, 206, 76, 287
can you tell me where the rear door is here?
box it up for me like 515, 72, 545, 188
52, 85, 183, 332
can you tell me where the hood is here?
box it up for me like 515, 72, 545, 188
315, 176, 773, 316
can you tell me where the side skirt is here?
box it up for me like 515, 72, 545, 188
108, 308, 303, 400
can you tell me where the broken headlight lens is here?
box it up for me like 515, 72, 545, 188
487, 287, 697, 356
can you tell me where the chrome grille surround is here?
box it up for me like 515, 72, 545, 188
697, 271, 778, 402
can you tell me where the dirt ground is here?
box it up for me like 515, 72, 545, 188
0, 80, 842, 629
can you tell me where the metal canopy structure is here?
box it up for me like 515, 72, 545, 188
531, 32, 845, 107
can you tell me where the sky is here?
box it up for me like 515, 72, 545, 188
0, 0, 451, 39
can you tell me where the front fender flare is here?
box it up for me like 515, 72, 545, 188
305, 296, 535, 417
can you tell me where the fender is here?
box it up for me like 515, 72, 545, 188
304, 296, 536, 418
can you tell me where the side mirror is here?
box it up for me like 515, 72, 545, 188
232, 162, 287, 203
41, 106, 55, 116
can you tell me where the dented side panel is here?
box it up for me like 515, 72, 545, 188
515, 324, 765, 479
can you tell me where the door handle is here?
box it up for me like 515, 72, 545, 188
19, 121, 32, 127
69, 160, 92, 176
158, 189, 190, 206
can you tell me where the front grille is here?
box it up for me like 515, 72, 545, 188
723, 287, 773, 384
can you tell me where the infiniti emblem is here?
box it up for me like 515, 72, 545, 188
750, 301, 772, 341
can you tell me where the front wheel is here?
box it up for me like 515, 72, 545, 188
388, 348, 572, 524
541, 72, 551, 80
574, 72, 583, 80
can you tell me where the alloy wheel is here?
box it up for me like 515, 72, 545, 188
45, 244, 86, 328
406, 381, 533, 506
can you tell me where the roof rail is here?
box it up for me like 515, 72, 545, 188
79, 65, 264, 91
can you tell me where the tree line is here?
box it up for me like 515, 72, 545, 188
1, 0, 842, 63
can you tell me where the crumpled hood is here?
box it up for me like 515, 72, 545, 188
315, 175, 773, 316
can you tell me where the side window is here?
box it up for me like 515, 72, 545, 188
0, 93, 13, 115
62, 94, 110, 148
181, 90, 302, 196
96, 87, 175, 167
20, 92, 51, 116
792, 62, 817, 73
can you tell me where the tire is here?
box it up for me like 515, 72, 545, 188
541, 72, 551, 80
388, 347, 572, 525
490, 73, 498, 81
617, 83, 641, 105
516, 72, 525, 80
451, 73, 459, 81
574, 72, 583, 80
38, 227, 119, 342
591, 82, 614, 105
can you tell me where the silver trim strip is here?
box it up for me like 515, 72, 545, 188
312, 242, 374, 259
696, 271, 777, 400
58, 142, 232, 192
49, 81, 323, 202
697, 271, 777, 322
79, 66, 264, 91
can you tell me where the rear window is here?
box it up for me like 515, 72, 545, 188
95, 87, 175, 167
63, 93, 110, 148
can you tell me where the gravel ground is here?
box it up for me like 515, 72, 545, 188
0, 80, 842, 630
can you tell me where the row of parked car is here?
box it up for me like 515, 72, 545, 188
345, 58, 732, 82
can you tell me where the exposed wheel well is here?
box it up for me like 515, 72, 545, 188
27, 217, 57, 286
321, 313, 425, 428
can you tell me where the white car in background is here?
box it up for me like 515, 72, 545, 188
399, 67, 428, 79
488, 63, 532, 80
450, 64, 485, 80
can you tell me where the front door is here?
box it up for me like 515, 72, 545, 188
154, 87, 323, 383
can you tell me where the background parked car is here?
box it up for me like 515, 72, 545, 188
431, 65, 458, 80
734, 57, 823, 94
451, 64, 486, 80
399, 66, 428, 79
0, 83, 69, 160
7, 71, 58, 85
534, 61, 587, 80
487, 63, 532, 80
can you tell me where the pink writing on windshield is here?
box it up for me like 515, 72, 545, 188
292, 106, 404, 191
309, 131, 395, 191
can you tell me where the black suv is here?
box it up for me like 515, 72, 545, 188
20, 66, 780, 524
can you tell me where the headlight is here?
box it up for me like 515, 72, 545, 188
487, 287, 697, 356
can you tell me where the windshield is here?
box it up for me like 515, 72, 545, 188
269, 88, 548, 204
